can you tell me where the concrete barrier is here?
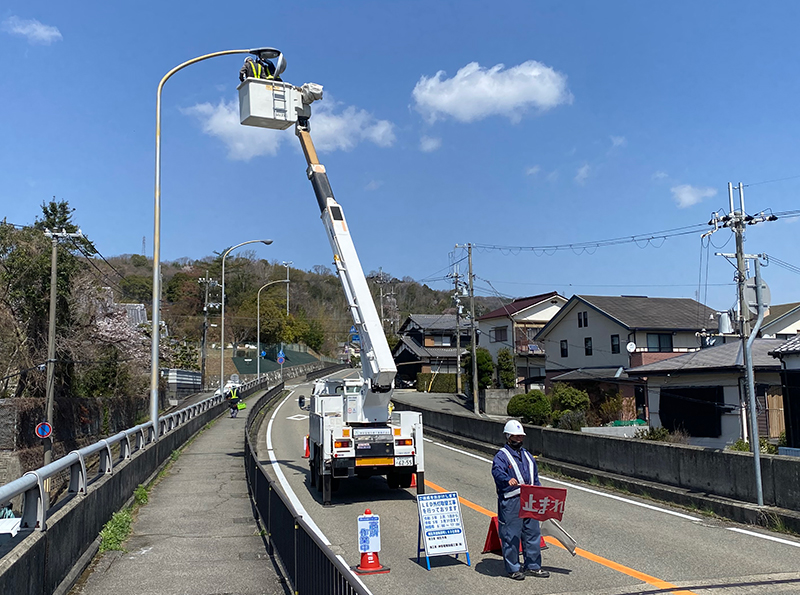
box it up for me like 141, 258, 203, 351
393, 399, 800, 512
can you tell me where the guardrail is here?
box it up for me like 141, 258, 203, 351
244, 373, 370, 595
0, 391, 231, 531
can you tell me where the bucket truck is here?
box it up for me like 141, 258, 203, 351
238, 49, 425, 505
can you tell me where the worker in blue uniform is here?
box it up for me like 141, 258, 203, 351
491, 419, 550, 581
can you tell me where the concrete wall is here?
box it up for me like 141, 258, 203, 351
481, 388, 524, 416
392, 399, 800, 512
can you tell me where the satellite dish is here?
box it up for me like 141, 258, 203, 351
626, 341, 637, 353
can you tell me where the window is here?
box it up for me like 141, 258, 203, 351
647, 333, 673, 353
560, 340, 568, 357
577, 312, 583, 328
517, 367, 527, 379
611, 334, 620, 354
584, 337, 593, 356
431, 335, 452, 346
494, 326, 508, 343
578, 311, 588, 327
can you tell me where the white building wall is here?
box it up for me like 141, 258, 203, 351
762, 309, 800, 339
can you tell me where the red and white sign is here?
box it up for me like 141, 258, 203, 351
518, 485, 567, 521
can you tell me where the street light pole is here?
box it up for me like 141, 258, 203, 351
150, 47, 275, 439
257, 279, 289, 381
220, 240, 273, 391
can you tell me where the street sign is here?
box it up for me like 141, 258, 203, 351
277, 356, 285, 365
35, 422, 53, 440
260, 350, 266, 357
352, 334, 360, 343
277, 349, 285, 358
350, 325, 357, 334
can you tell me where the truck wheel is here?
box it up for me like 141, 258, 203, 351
315, 452, 323, 493
387, 473, 400, 489
309, 459, 316, 487
322, 473, 332, 505
399, 472, 413, 489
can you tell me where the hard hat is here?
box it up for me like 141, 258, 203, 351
244, 56, 255, 64
503, 419, 525, 436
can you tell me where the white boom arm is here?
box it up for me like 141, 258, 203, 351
296, 120, 397, 422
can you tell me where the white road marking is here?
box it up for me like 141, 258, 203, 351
424, 438, 700, 521
726, 527, 800, 548
266, 385, 374, 595
286, 414, 309, 421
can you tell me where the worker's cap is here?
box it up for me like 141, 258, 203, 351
503, 419, 525, 436
243, 56, 255, 64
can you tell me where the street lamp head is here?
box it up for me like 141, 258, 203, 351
261, 240, 273, 246
249, 47, 286, 77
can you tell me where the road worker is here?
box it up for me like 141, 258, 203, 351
238, 55, 281, 82
491, 419, 549, 581
228, 387, 240, 418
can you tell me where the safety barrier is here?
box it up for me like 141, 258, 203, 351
244, 377, 370, 595
0, 377, 268, 595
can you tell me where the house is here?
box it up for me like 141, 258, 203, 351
627, 339, 784, 449
535, 295, 719, 416
392, 314, 470, 385
477, 292, 567, 389
761, 302, 800, 340
770, 335, 800, 450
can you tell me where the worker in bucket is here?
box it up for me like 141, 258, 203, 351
491, 419, 549, 581
238, 55, 281, 82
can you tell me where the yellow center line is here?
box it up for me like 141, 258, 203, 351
424, 479, 696, 595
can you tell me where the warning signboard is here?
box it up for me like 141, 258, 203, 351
416, 491, 470, 569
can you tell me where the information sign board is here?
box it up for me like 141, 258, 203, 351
417, 492, 469, 562
357, 513, 381, 553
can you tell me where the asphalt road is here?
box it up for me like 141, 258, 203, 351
259, 372, 800, 595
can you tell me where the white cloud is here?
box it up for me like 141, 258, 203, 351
546, 170, 559, 183
575, 164, 590, 185
364, 180, 383, 191
652, 171, 669, 180
412, 60, 572, 123
525, 165, 541, 176
302, 102, 395, 152
2, 16, 62, 45
182, 100, 284, 161
670, 184, 717, 208
610, 135, 627, 148
182, 97, 395, 160
419, 135, 442, 152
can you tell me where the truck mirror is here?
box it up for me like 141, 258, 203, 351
298, 396, 306, 408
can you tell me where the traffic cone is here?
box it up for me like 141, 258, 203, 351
482, 516, 547, 554
354, 551, 390, 574
410, 473, 417, 488
303, 435, 310, 458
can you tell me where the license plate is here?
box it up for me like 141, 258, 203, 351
357, 443, 370, 450
395, 456, 414, 467
355, 457, 394, 467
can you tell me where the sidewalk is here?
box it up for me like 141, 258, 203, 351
72, 398, 284, 595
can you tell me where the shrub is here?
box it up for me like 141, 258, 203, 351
550, 383, 590, 412
497, 348, 516, 389
556, 410, 587, 431
635, 426, 671, 441
778, 431, 787, 448
597, 393, 623, 425
729, 437, 778, 454
416, 373, 465, 393
463, 348, 494, 390
507, 390, 551, 426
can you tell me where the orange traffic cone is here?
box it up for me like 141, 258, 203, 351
354, 551, 390, 574
302, 435, 310, 458
482, 516, 547, 554
410, 473, 417, 488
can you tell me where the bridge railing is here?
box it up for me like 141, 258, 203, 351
244, 379, 370, 595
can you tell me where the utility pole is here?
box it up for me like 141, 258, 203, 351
376, 267, 387, 331
706, 182, 777, 507
198, 272, 219, 390
43, 228, 82, 468
468, 244, 479, 415
452, 264, 462, 394
282, 261, 292, 316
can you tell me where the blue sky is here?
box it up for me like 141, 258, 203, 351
2, 1, 799, 310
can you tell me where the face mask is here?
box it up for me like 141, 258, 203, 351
508, 439, 523, 450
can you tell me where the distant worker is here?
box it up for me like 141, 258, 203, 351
228, 387, 240, 418
238, 55, 281, 82
491, 419, 549, 581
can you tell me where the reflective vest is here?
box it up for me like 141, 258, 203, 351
251, 61, 274, 80
230, 388, 239, 400
497, 445, 535, 499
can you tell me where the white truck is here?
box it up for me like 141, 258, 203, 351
238, 49, 425, 505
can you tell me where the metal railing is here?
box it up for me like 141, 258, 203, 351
0, 377, 273, 532
244, 379, 370, 595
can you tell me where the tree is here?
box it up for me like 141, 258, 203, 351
507, 390, 551, 426
497, 348, 516, 389
119, 275, 153, 304
462, 347, 494, 390
550, 382, 590, 412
